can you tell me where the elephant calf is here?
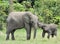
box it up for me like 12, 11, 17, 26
6, 12, 38, 40
38, 22, 57, 39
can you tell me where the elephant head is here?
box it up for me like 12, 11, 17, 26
30, 14, 38, 38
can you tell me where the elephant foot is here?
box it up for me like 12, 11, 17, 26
27, 38, 30, 40
27, 37, 30, 40
47, 36, 50, 39
12, 39, 15, 40
6, 38, 9, 40
12, 38, 15, 40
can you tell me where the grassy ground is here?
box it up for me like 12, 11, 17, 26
0, 28, 60, 44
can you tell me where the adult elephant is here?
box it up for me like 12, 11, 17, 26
6, 12, 38, 40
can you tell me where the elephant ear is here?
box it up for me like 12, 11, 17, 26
23, 14, 31, 24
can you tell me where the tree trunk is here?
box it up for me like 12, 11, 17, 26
9, 0, 14, 13
0, 23, 2, 30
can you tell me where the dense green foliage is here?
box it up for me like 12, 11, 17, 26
35, 0, 60, 24
0, 0, 60, 30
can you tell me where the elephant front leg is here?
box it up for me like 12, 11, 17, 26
47, 32, 51, 39
25, 23, 31, 40
34, 28, 36, 39
42, 31, 45, 38
26, 29, 31, 40
51, 34, 54, 37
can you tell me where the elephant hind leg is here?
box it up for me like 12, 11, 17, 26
6, 30, 10, 40
11, 29, 16, 40
6, 33, 10, 40
54, 30, 57, 36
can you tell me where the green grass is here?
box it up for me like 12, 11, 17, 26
0, 28, 60, 44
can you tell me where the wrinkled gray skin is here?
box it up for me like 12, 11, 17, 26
6, 12, 38, 40
38, 22, 57, 39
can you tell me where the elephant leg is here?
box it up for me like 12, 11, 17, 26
54, 30, 57, 36
26, 29, 31, 40
54, 33, 57, 36
25, 23, 31, 40
33, 26, 37, 39
34, 29, 36, 39
47, 31, 51, 39
6, 30, 10, 40
42, 31, 45, 38
11, 29, 15, 40
47, 33, 50, 39
51, 34, 54, 37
